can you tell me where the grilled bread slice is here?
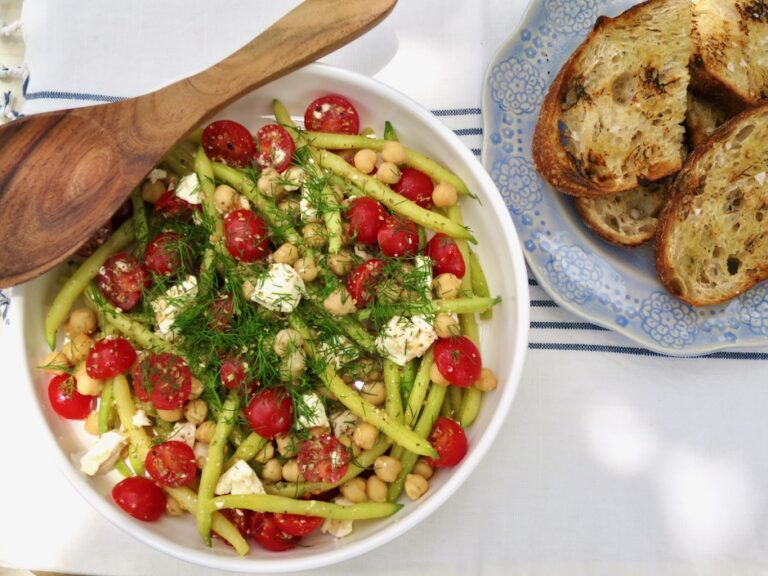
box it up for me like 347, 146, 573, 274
533, 0, 692, 197
690, 0, 768, 112
655, 102, 768, 306
685, 92, 731, 148
574, 180, 669, 246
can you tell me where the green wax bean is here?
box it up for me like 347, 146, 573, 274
404, 349, 434, 427
400, 360, 417, 403
112, 375, 152, 474
212, 494, 401, 521
98, 379, 114, 434
383, 121, 399, 142
469, 249, 492, 320
225, 432, 266, 470
272, 99, 298, 130
384, 359, 404, 424
459, 387, 482, 428
433, 297, 500, 315
163, 146, 195, 176
130, 189, 149, 255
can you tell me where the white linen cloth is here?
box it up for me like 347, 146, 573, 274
4, 1, 768, 575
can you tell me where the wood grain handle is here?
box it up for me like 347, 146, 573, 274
153, 0, 397, 128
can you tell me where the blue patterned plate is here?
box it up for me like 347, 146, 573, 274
482, 0, 768, 356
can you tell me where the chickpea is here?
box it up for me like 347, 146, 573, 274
375, 161, 401, 184
434, 312, 461, 338
413, 458, 435, 480
40, 350, 70, 375
262, 458, 283, 482
195, 421, 216, 444
84, 411, 100, 435
340, 477, 368, 503
275, 433, 298, 458
74, 361, 104, 396
213, 184, 237, 213
188, 376, 204, 401
65, 308, 98, 338
165, 496, 186, 516
302, 222, 327, 249
62, 333, 94, 365
381, 141, 407, 164
327, 251, 355, 276
273, 328, 305, 357
278, 197, 301, 219
194, 442, 209, 469
272, 243, 300, 266
294, 254, 319, 282
366, 475, 388, 503
358, 380, 386, 406
433, 273, 462, 299
352, 422, 378, 450
254, 442, 275, 464
474, 367, 498, 392
429, 362, 450, 386
282, 166, 306, 191
404, 473, 429, 500
337, 434, 363, 457
432, 181, 458, 208
279, 349, 306, 382
373, 455, 402, 483
353, 149, 378, 174
141, 179, 166, 203
184, 399, 208, 425
258, 167, 285, 198
323, 287, 357, 316
282, 459, 300, 482
156, 407, 183, 423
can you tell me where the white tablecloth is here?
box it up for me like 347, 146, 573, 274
4, 1, 768, 575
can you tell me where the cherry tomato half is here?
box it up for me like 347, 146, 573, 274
132, 352, 192, 410
223, 209, 271, 262
391, 167, 433, 209
377, 215, 419, 257
208, 293, 234, 331
296, 433, 349, 483
86, 337, 137, 379
425, 417, 468, 469
202, 119, 256, 168
144, 231, 186, 277
153, 190, 201, 221
47, 373, 95, 420
145, 440, 197, 487
273, 513, 324, 537
249, 512, 300, 551
112, 476, 166, 522
425, 233, 466, 278
255, 124, 295, 173
346, 259, 386, 307
303, 94, 360, 135
96, 252, 150, 311
220, 355, 248, 390
244, 388, 293, 438
433, 336, 482, 388
345, 197, 387, 245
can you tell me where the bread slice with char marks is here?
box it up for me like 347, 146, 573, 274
690, 0, 768, 112
655, 102, 768, 306
574, 179, 669, 246
533, 0, 691, 197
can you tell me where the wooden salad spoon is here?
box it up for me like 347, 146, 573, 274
0, 0, 397, 287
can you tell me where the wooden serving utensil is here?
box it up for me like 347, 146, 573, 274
0, 0, 397, 287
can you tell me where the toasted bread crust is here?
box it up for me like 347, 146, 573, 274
655, 102, 768, 306
685, 92, 732, 148
533, 0, 691, 198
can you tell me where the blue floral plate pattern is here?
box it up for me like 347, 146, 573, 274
482, 0, 768, 356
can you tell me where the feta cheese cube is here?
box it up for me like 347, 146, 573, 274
152, 275, 198, 338
330, 409, 358, 438
321, 497, 354, 538
132, 409, 151, 427
175, 173, 202, 205
170, 421, 197, 448
215, 460, 266, 496
247, 263, 305, 313
375, 315, 438, 366
316, 334, 359, 369
296, 393, 329, 430
80, 431, 126, 476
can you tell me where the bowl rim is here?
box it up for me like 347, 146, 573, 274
13, 61, 530, 573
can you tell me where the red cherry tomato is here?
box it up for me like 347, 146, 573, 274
345, 197, 387, 245
273, 513, 324, 537
153, 189, 201, 221
425, 417, 468, 469
249, 512, 300, 551
425, 233, 466, 278
208, 293, 234, 331
220, 356, 248, 389
145, 440, 197, 487
391, 167, 434, 209
223, 209, 271, 262
303, 94, 360, 135
131, 352, 192, 410
214, 508, 252, 544
377, 215, 419, 257
144, 231, 185, 276
346, 259, 386, 307
75, 221, 113, 260
96, 252, 149, 311
255, 124, 295, 173
433, 336, 482, 388
202, 119, 256, 168
112, 476, 166, 522
296, 433, 349, 483
47, 374, 95, 419
86, 337, 137, 379
244, 388, 293, 438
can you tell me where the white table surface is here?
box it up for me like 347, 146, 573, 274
4, 1, 768, 575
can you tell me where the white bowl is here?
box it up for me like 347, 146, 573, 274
13, 63, 530, 573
